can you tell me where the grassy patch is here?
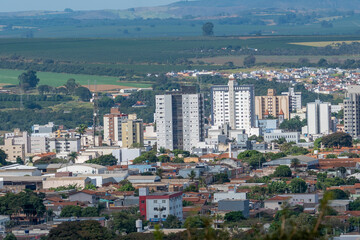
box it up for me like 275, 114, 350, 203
0, 69, 152, 88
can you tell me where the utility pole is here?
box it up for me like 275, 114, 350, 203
92, 80, 98, 147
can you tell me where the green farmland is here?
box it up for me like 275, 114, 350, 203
0, 69, 152, 88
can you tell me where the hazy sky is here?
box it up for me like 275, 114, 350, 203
1, 0, 181, 12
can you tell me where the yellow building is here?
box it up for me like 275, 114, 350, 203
255, 89, 290, 120
0, 138, 25, 162
121, 119, 144, 148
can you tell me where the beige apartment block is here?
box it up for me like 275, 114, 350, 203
0, 138, 25, 162
121, 119, 144, 148
255, 89, 290, 120
42, 177, 91, 189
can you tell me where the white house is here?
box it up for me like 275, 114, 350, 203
0, 164, 41, 176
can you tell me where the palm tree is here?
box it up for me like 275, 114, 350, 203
68, 152, 78, 164
291, 158, 300, 170
188, 170, 196, 182
76, 124, 88, 147
156, 168, 163, 179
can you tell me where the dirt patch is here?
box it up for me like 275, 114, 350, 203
83, 85, 134, 91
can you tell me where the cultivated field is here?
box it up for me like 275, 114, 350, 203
290, 40, 360, 47
0, 69, 152, 88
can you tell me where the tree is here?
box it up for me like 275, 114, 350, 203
68, 152, 78, 163
291, 158, 300, 169
84, 183, 96, 190
118, 180, 135, 192
243, 55, 256, 67
214, 173, 230, 184
110, 209, 140, 234
162, 215, 182, 228
60, 205, 82, 217
64, 78, 79, 94
224, 211, 246, 222
4, 233, 17, 240
86, 154, 117, 166
158, 155, 170, 163
16, 156, 24, 165
325, 189, 348, 200
338, 166, 347, 177
268, 181, 288, 194
18, 70, 40, 90
47, 220, 114, 240
273, 165, 292, 178
155, 168, 163, 179
0, 149, 8, 166
290, 178, 307, 193
188, 170, 196, 182
74, 86, 92, 101
133, 151, 158, 164
279, 116, 306, 132
76, 124, 87, 137
202, 22, 214, 36
81, 207, 99, 217
322, 132, 352, 148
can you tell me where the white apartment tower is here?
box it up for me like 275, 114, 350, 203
306, 100, 331, 135
211, 80, 255, 133
155, 86, 205, 151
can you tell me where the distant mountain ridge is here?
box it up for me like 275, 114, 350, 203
0, 0, 360, 19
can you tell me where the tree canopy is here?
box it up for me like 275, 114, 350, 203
47, 220, 114, 240
202, 22, 214, 36
273, 165, 292, 178
322, 132, 352, 148
290, 178, 307, 193
18, 70, 40, 90
86, 154, 117, 166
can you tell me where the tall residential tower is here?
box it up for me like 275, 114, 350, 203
344, 85, 360, 138
211, 80, 255, 133
155, 86, 205, 151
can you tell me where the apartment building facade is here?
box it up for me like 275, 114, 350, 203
344, 85, 360, 138
155, 86, 205, 151
255, 89, 290, 120
211, 80, 255, 133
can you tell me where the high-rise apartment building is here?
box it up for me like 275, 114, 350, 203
306, 100, 331, 135
255, 89, 290, 120
155, 86, 205, 151
211, 80, 255, 133
281, 87, 302, 111
344, 85, 360, 138
121, 119, 144, 148
103, 107, 128, 146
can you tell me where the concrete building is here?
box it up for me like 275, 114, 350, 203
103, 107, 128, 146
48, 138, 80, 153
264, 196, 291, 210
213, 189, 247, 203
121, 119, 144, 148
155, 86, 205, 151
281, 87, 302, 111
0, 138, 25, 162
42, 177, 92, 189
211, 80, 255, 133
112, 148, 141, 165
30, 136, 48, 154
306, 100, 332, 135
344, 85, 360, 138
139, 188, 183, 222
255, 89, 290, 120
264, 129, 300, 143
31, 122, 54, 137
218, 200, 250, 218
5, 129, 31, 154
